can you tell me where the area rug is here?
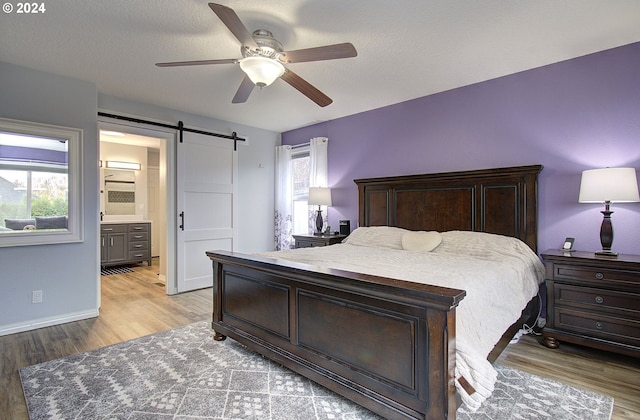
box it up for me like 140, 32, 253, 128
19, 322, 613, 420
100, 266, 134, 276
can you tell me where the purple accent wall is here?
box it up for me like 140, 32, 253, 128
282, 42, 640, 255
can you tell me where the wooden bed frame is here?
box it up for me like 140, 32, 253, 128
206, 165, 542, 420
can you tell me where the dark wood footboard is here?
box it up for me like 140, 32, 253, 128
206, 165, 542, 419
207, 250, 465, 420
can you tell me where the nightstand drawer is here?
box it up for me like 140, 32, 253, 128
296, 240, 324, 248
293, 234, 347, 249
554, 283, 640, 317
553, 264, 639, 289
554, 307, 640, 347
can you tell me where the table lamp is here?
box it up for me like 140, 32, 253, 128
308, 187, 332, 235
578, 167, 639, 255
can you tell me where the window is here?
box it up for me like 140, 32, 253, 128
291, 147, 310, 234
0, 117, 83, 247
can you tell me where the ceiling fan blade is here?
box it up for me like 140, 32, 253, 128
281, 43, 357, 63
208, 3, 259, 50
281, 70, 332, 107
232, 75, 255, 103
156, 59, 237, 67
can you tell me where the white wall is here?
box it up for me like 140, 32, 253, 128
0, 61, 100, 334
99, 142, 149, 218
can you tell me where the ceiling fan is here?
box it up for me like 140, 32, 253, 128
156, 3, 357, 107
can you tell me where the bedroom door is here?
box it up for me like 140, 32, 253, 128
176, 132, 237, 293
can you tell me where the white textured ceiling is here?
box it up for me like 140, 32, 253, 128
1, 1, 639, 133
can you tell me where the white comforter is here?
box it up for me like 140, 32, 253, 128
259, 229, 545, 411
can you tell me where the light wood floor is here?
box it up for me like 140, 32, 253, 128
496, 334, 640, 419
0, 259, 212, 419
1, 260, 638, 419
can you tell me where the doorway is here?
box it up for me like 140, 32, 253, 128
98, 117, 238, 295
98, 120, 177, 294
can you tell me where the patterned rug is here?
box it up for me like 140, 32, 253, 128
100, 266, 134, 276
19, 322, 613, 420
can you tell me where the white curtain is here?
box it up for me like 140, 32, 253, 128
274, 145, 293, 250
308, 137, 329, 233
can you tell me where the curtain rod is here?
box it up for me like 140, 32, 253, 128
290, 142, 310, 149
97, 111, 246, 150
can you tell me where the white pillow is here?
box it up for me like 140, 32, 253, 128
342, 226, 409, 249
401, 231, 442, 252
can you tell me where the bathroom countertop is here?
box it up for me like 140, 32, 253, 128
101, 220, 152, 224
100, 215, 151, 224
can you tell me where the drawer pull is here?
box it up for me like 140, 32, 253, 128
595, 296, 604, 304
595, 272, 604, 280
595, 322, 603, 330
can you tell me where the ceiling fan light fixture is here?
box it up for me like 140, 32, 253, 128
239, 56, 285, 87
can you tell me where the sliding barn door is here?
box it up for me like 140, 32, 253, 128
176, 132, 237, 292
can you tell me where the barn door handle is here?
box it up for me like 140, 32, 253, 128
179, 211, 185, 231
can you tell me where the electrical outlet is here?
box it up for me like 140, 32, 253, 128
32, 290, 43, 304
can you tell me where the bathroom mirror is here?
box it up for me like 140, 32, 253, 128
0, 117, 83, 247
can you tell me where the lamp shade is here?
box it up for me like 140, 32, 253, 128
239, 57, 285, 87
308, 187, 332, 206
578, 167, 640, 203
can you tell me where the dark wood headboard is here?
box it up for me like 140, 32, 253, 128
354, 165, 543, 252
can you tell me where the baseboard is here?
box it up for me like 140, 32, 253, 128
0, 309, 99, 337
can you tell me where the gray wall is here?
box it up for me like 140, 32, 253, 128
0, 61, 100, 332
0, 62, 278, 335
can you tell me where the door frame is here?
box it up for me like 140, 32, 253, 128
98, 117, 179, 295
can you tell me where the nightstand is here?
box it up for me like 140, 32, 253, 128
293, 233, 347, 248
541, 249, 640, 357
